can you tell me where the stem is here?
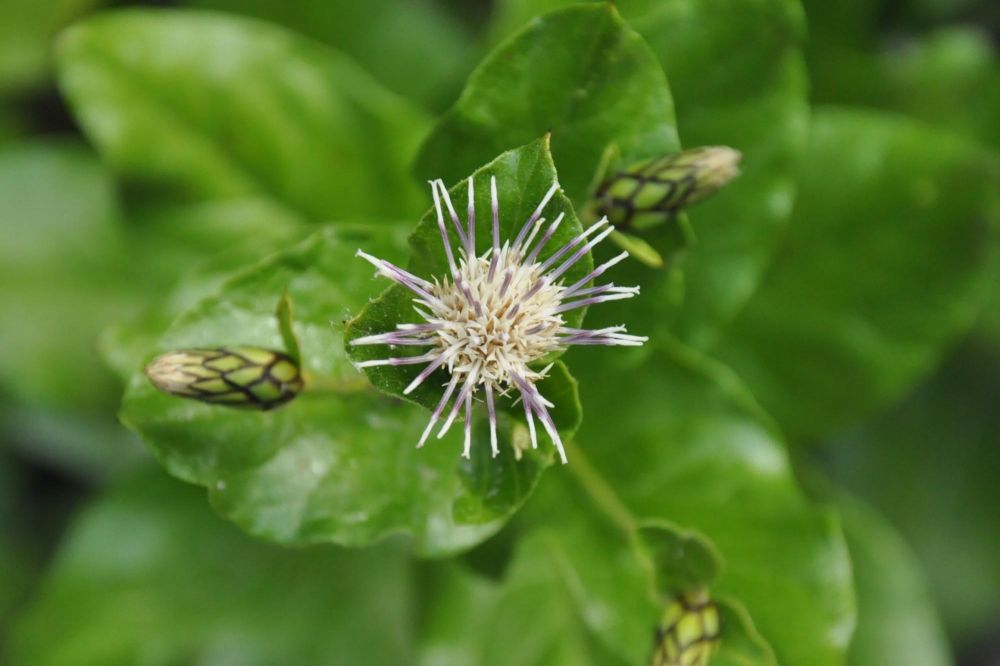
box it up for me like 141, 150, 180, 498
567, 445, 636, 535
568, 446, 666, 604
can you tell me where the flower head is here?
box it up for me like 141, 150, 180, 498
352, 177, 646, 463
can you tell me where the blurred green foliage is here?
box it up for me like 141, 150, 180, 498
1, 0, 999, 665
9, 470, 416, 665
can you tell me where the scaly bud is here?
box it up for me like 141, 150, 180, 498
596, 146, 742, 230
650, 587, 721, 666
145, 346, 303, 410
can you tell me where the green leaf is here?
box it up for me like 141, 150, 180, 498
629, 0, 809, 348
822, 343, 1000, 641
424, 343, 846, 664
188, 0, 477, 112
839, 495, 951, 666
347, 138, 585, 453
0, 141, 146, 484
8, 468, 415, 665
803, 3, 1000, 153
0, 141, 124, 411
416, 4, 679, 208
634, 520, 722, 596
419, 484, 774, 666
0, 452, 40, 636
417, 538, 633, 666
56, 9, 429, 221
799, 22, 1000, 344
485, 0, 809, 347
121, 227, 558, 555
874, 28, 1000, 153
97, 197, 313, 383
716, 108, 998, 439
611, 231, 665, 269
567, 345, 856, 665
0, 0, 101, 95
714, 601, 779, 666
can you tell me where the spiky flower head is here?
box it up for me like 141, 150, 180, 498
352, 177, 646, 463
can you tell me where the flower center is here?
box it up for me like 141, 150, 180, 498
430, 248, 564, 390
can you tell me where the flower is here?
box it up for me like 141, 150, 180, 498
351, 177, 646, 463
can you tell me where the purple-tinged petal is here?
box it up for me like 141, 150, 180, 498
513, 182, 559, 251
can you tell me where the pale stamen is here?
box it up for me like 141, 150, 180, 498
488, 176, 500, 280
485, 384, 498, 457
418, 373, 461, 447
431, 181, 460, 277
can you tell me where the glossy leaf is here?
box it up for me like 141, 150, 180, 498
630, 0, 809, 347
416, 4, 679, 208
424, 341, 851, 664
121, 227, 559, 555
8, 469, 415, 665
567, 344, 856, 665
56, 10, 428, 221
717, 109, 998, 439
419, 480, 774, 666
487, 0, 810, 347
531, 477, 775, 666
416, 537, 633, 666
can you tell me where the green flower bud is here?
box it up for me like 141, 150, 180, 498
597, 146, 741, 230
651, 587, 721, 666
144, 346, 303, 410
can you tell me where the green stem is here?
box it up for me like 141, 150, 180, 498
569, 446, 669, 604
567, 444, 636, 535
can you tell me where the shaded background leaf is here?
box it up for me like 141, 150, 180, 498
56, 10, 429, 222
0, 141, 146, 479
821, 341, 1000, 646
188, 0, 479, 113
716, 108, 998, 441
838, 495, 951, 666
7, 468, 416, 666
416, 3, 679, 208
